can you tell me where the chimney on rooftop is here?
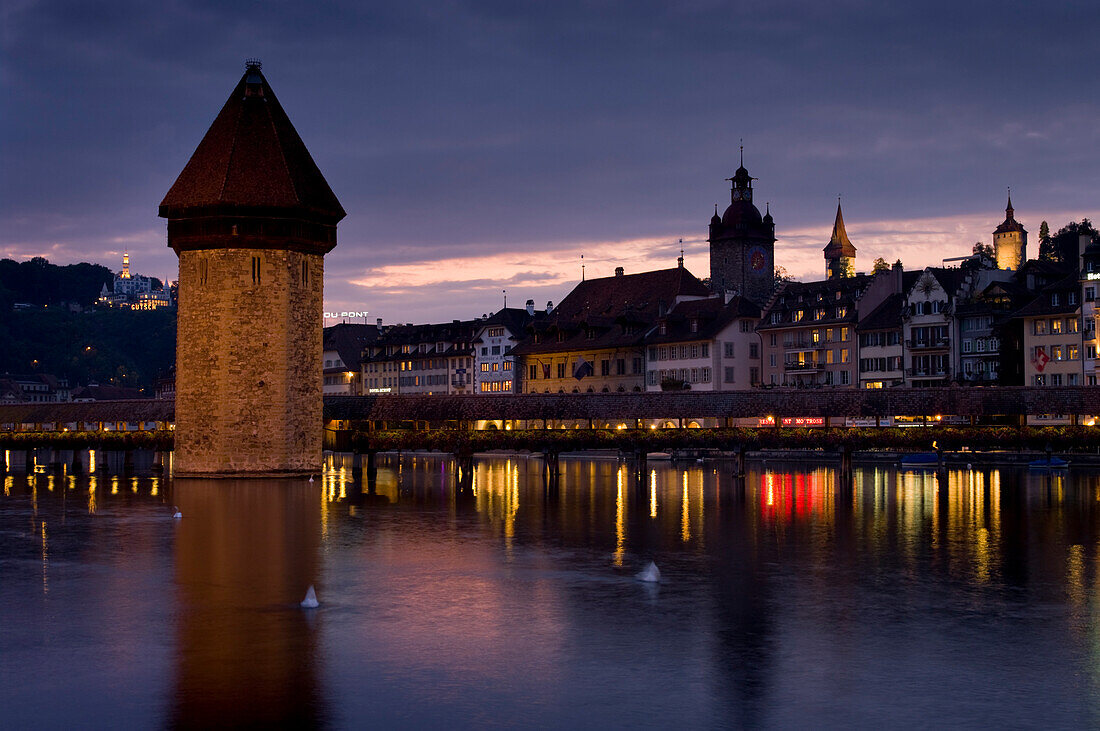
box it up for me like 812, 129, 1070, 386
615, 266, 624, 277
526, 299, 535, 316
546, 300, 554, 313
376, 317, 382, 328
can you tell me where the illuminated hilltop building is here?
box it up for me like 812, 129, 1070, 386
994, 195, 1027, 271
160, 60, 345, 476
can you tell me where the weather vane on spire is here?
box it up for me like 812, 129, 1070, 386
581, 254, 585, 281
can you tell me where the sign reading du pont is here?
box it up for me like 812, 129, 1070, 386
324, 310, 369, 319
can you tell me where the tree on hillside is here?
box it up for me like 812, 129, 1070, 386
0, 257, 113, 309
872, 257, 890, 274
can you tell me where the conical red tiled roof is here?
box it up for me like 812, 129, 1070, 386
159, 62, 345, 222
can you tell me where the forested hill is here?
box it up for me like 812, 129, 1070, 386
0, 308, 176, 392
0, 257, 115, 309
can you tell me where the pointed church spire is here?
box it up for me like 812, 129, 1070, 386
823, 201, 856, 257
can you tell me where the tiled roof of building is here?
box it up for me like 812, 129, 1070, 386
993, 196, 1026, 235
72, 384, 146, 401
1012, 275, 1082, 318
472, 307, 547, 343
822, 203, 856, 258
364, 320, 480, 362
159, 62, 345, 222
511, 267, 711, 356
757, 274, 871, 330
923, 267, 970, 297
552, 267, 710, 322
323, 323, 379, 371
645, 296, 760, 345
856, 293, 904, 331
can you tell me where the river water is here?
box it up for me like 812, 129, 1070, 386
2, 454, 1100, 728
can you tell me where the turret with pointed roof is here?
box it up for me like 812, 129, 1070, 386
162, 61, 344, 477
823, 202, 856, 279
993, 193, 1027, 271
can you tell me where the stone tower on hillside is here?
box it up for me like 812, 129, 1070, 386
993, 194, 1027, 271
823, 202, 856, 279
160, 60, 345, 477
708, 153, 776, 307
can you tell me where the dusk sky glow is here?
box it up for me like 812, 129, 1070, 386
3, 1, 1099, 322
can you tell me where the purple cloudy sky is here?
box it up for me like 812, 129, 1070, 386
2, 1, 1098, 324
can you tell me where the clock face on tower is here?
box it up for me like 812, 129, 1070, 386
749, 246, 767, 273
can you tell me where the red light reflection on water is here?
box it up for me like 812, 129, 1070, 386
760, 470, 830, 521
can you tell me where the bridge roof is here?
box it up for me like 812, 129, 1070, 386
3, 387, 1099, 427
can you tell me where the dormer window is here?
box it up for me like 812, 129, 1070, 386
690, 319, 699, 333
836, 306, 847, 318
659, 323, 668, 335
557, 331, 566, 342
1052, 293, 1060, 306
794, 310, 805, 322
771, 312, 782, 324
814, 308, 825, 320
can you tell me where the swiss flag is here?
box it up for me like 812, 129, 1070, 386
1033, 347, 1050, 372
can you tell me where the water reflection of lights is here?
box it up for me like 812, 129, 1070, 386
88, 475, 97, 514
649, 469, 657, 519
40, 519, 48, 595
614, 467, 625, 566
681, 472, 690, 542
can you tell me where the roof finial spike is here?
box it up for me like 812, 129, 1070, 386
739, 139, 743, 167
581, 254, 585, 282
503, 289, 507, 308
766, 201, 771, 215
714, 203, 718, 216
677, 238, 684, 268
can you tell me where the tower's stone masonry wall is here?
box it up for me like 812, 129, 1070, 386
175, 247, 324, 476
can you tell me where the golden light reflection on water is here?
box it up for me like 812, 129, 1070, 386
649, 469, 657, 518
681, 471, 691, 542
614, 467, 625, 566
40, 519, 48, 595
88, 475, 97, 514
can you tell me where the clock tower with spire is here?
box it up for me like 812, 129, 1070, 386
708, 150, 776, 306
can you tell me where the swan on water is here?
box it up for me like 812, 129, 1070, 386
301, 585, 319, 608
636, 562, 661, 583
172, 507, 182, 519
308, 475, 315, 483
